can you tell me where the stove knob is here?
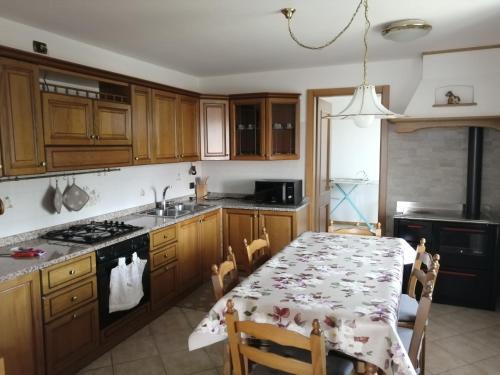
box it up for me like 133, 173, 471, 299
120, 221, 125, 226
104, 220, 108, 225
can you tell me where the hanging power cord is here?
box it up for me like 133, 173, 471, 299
285, 0, 364, 50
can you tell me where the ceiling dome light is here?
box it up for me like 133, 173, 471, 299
382, 19, 432, 42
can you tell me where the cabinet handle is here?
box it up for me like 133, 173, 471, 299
180, 154, 184, 158
40, 161, 46, 167
134, 157, 140, 161
72, 313, 78, 319
69, 269, 76, 275
90, 135, 96, 139
163, 235, 168, 239
96, 135, 101, 140
163, 253, 168, 258
71, 296, 78, 302
0, 164, 2, 169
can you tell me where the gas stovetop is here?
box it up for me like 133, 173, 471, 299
42, 221, 143, 244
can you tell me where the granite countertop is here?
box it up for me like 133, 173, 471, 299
0, 198, 308, 283
393, 212, 500, 225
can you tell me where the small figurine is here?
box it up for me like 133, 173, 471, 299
446, 91, 461, 104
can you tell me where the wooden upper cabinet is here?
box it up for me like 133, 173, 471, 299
230, 98, 266, 160
0, 58, 46, 176
152, 89, 178, 163
177, 95, 200, 161
200, 98, 229, 160
42, 93, 94, 145
0, 273, 45, 375
94, 101, 132, 145
131, 85, 153, 164
266, 97, 300, 160
229, 93, 300, 161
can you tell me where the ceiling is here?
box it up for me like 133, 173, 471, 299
1, 0, 499, 76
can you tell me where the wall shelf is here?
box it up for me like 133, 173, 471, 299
432, 103, 477, 107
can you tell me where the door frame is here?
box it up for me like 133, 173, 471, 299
305, 86, 390, 233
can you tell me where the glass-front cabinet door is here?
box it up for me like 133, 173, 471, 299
230, 99, 266, 160
267, 98, 299, 160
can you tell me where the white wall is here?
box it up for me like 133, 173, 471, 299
0, 17, 200, 91
0, 163, 200, 238
199, 58, 422, 195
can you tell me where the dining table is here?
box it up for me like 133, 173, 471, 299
188, 231, 417, 375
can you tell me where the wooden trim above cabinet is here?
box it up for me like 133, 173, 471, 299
0, 45, 199, 97
46, 146, 132, 171
229, 92, 301, 100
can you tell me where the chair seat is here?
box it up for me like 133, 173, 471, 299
255, 345, 354, 375
397, 326, 413, 353
398, 294, 418, 323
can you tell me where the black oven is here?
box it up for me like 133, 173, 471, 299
254, 179, 302, 205
96, 234, 150, 329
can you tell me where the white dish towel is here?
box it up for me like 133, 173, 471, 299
109, 252, 147, 313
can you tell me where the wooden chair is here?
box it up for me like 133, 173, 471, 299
211, 246, 239, 300
225, 300, 354, 375
398, 239, 434, 327
243, 228, 271, 275
397, 254, 440, 374
328, 221, 382, 237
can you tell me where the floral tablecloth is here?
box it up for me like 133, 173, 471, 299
189, 232, 417, 375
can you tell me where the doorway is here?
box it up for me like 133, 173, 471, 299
305, 86, 389, 233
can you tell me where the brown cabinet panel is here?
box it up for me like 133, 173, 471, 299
0, 58, 45, 175
151, 261, 178, 311
41, 252, 96, 294
0, 273, 44, 375
201, 210, 222, 281
43, 276, 98, 322
150, 225, 177, 250
44, 301, 99, 375
152, 89, 178, 163
230, 98, 266, 160
94, 101, 132, 145
223, 209, 259, 273
177, 95, 199, 161
46, 146, 132, 171
131, 85, 153, 164
177, 217, 202, 292
42, 93, 94, 146
200, 99, 229, 160
266, 97, 300, 160
258, 210, 294, 256
151, 243, 177, 271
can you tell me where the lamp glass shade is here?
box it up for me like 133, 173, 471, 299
327, 84, 399, 127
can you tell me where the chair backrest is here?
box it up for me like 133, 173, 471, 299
243, 227, 271, 274
407, 254, 440, 368
328, 221, 382, 237
407, 239, 429, 298
211, 246, 239, 300
225, 299, 326, 375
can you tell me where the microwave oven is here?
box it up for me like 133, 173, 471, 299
254, 179, 302, 205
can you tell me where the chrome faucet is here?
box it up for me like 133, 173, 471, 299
162, 185, 172, 210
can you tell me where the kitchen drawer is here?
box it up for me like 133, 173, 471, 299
43, 276, 97, 322
150, 243, 177, 271
41, 253, 96, 295
44, 300, 99, 375
151, 261, 178, 311
394, 219, 432, 249
434, 268, 495, 310
151, 225, 177, 249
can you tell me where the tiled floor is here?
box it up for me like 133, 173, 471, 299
78, 283, 500, 375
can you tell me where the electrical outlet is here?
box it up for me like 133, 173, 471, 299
189, 182, 195, 189
33, 41, 48, 54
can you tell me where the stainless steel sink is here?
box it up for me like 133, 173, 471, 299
139, 202, 213, 218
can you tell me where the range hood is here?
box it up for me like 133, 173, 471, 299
391, 47, 500, 132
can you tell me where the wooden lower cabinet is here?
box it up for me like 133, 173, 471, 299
44, 301, 99, 375
200, 210, 223, 281
151, 261, 178, 311
0, 273, 44, 375
177, 217, 203, 293
223, 206, 308, 272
